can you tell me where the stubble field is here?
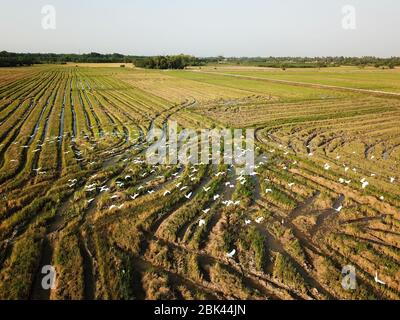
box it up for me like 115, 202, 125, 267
0, 64, 399, 300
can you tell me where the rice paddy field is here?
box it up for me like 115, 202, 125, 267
0, 64, 399, 300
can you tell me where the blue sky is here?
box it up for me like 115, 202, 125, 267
1, 0, 399, 56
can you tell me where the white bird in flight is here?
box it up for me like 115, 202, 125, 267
334, 205, 343, 212
226, 249, 236, 258
374, 272, 386, 285
198, 219, 206, 227
184, 192, 192, 199
202, 208, 211, 214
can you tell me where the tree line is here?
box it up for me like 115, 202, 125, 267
133, 55, 204, 69
1, 51, 399, 69
0, 51, 132, 67
225, 56, 400, 69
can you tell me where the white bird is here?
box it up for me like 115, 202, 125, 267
125, 175, 131, 180
288, 182, 295, 188
198, 219, 206, 227
379, 196, 384, 201
163, 190, 171, 196
324, 163, 331, 170
213, 194, 220, 201
374, 272, 386, 285
184, 192, 192, 199
110, 195, 119, 200
345, 180, 351, 184
148, 190, 155, 194
224, 200, 234, 207
130, 193, 139, 200
334, 205, 343, 212
176, 182, 182, 188
226, 249, 236, 258
180, 186, 188, 191
109, 205, 117, 211
344, 167, 349, 172
87, 198, 95, 204
361, 181, 369, 189
245, 219, 251, 225
255, 217, 264, 224
203, 187, 211, 192
202, 208, 211, 214
265, 188, 273, 193
390, 177, 395, 183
